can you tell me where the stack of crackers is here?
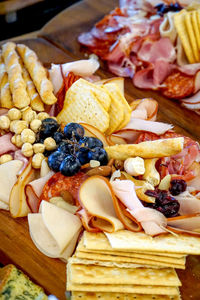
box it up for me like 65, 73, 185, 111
0, 42, 57, 111
57, 78, 132, 135
67, 230, 200, 300
174, 8, 200, 64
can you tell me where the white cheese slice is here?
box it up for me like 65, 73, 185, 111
40, 201, 82, 253
0, 160, 23, 205
28, 201, 82, 258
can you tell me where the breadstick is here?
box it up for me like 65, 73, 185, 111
2, 42, 30, 109
21, 62, 44, 112
0, 73, 13, 109
17, 44, 57, 105
0, 52, 12, 108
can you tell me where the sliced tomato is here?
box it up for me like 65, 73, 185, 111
56, 71, 80, 113
161, 71, 194, 99
39, 172, 88, 210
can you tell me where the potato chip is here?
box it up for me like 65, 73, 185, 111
68, 262, 181, 286
185, 12, 199, 62
105, 138, 184, 160
104, 83, 132, 130
104, 89, 124, 135
174, 10, 195, 64
57, 88, 110, 133
95, 77, 124, 95
71, 291, 181, 300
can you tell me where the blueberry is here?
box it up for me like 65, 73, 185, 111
48, 151, 67, 172
64, 123, 84, 141
155, 3, 165, 10
43, 149, 54, 157
53, 131, 64, 144
173, 2, 182, 11
39, 118, 59, 139
60, 155, 81, 176
76, 147, 90, 165
79, 136, 103, 149
88, 147, 108, 165
57, 141, 74, 154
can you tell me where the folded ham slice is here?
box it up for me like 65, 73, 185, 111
49, 56, 100, 94
78, 176, 124, 233
111, 180, 167, 236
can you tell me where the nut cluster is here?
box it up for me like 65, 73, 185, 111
0, 107, 58, 169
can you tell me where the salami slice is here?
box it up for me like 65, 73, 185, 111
161, 71, 194, 99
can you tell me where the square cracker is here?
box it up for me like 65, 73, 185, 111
57, 88, 109, 133
69, 78, 111, 112
68, 262, 181, 286
74, 251, 185, 269
77, 237, 186, 264
174, 10, 195, 64
185, 12, 199, 62
84, 230, 200, 254
67, 275, 180, 295
105, 230, 200, 254
71, 291, 181, 300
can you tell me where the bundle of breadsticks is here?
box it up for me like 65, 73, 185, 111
0, 42, 57, 111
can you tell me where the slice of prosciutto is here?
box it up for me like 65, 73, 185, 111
0, 133, 18, 156
49, 56, 100, 94
111, 180, 167, 236
123, 118, 173, 135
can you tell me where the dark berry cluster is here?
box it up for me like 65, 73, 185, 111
144, 189, 180, 218
155, 2, 183, 16
169, 179, 187, 196
37, 120, 108, 176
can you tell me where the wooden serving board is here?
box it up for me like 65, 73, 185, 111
40, 0, 200, 142
0, 2, 200, 300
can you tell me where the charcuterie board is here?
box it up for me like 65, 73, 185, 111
0, 1, 200, 300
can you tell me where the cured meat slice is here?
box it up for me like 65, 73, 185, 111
161, 71, 194, 99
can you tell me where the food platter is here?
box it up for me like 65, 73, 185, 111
0, 1, 200, 300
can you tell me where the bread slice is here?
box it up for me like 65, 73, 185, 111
0, 264, 47, 299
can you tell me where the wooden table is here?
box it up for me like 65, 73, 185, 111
0, 1, 200, 299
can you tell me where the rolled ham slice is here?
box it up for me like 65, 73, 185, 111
78, 176, 124, 233
49, 56, 100, 94
0, 133, 18, 155
111, 180, 167, 236
25, 171, 54, 213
